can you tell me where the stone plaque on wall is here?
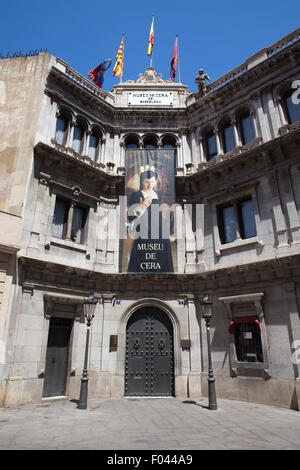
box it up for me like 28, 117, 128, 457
128, 91, 173, 106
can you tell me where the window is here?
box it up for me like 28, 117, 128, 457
71, 206, 86, 244
217, 197, 257, 244
52, 198, 68, 239
205, 130, 217, 160
218, 205, 236, 243
283, 90, 300, 124
55, 116, 68, 145
88, 133, 99, 160
125, 136, 139, 149
221, 121, 235, 153
143, 136, 157, 149
52, 198, 87, 244
72, 125, 84, 154
238, 199, 257, 239
239, 112, 255, 145
162, 136, 176, 149
229, 317, 263, 363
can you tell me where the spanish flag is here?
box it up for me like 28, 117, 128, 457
113, 37, 124, 79
147, 17, 154, 57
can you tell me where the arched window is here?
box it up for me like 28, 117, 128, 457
204, 129, 217, 161
72, 124, 84, 154
283, 89, 300, 124
161, 135, 177, 166
162, 135, 176, 149
221, 120, 235, 154
55, 114, 68, 146
125, 135, 139, 148
143, 135, 157, 149
88, 131, 100, 160
239, 111, 255, 145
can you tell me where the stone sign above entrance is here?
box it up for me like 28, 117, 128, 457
128, 91, 173, 106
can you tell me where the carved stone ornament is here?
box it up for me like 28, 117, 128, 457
72, 185, 81, 196
133, 67, 172, 84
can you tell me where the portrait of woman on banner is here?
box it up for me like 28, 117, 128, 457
127, 165, 174, 274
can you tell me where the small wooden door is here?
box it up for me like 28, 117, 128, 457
43, 317, 73, 398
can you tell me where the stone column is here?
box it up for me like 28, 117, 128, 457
199, 136, 204, 163
102, 131, 110, 164
232, 119, 239, 147
187, 297, 202, 398
175, 142, 181, 168
268, 171, 288, 247
233, 202, 242, 240
250, 109, 259, 138
263, 86, 281, 139
251, 91, 270, 142
195, 202, 205, 269
274, 97, 287, 127
279, 167, 300, 244
175, 203, 185, 273
83, 128, 90, 157
184, 203, 195, 273
180, 129, 190, 166
119, 142, 125, 168
190, 128, 198, 165
66, 118, 75, 148
113, 130, 121, 168
66, 203, 75, 240
216, 129, 222, 155
99, 137, 106, 164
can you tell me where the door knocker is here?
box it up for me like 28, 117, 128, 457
134, 338, 141, 349
158, 338, 165, 350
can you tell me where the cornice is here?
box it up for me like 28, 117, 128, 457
176, 126, 300, 199
34, 124, 300, 201
18, 253, 300, 296
34, 141, 124, 200
46, 41, 300, 133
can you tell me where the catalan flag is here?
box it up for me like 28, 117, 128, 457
88, 59, 112, 89
147, 17, 154, 57
170, 36, 178, 82
113, 37, 124, 79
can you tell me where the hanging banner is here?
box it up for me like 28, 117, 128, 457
121, 149, 177, 274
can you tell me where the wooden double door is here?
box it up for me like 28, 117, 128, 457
125, 307, 174, 397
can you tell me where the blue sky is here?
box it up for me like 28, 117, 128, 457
1, 0, 299, 93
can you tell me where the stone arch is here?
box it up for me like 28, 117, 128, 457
123, 133, 140, 148
142, 133, 159, 148
116, 298, 181, 378
161, 133, 179, 148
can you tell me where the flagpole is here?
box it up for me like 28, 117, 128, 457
177, 35, 181, 83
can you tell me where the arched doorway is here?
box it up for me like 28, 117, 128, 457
125, 307, 174, 397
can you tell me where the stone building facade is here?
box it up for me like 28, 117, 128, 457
1, 28, 300, 409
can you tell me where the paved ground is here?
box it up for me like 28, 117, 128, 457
0, 396, 300, 451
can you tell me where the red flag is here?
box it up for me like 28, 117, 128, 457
170, 36, 178, 81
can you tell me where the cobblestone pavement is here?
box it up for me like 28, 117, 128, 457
0, 396, 300, 450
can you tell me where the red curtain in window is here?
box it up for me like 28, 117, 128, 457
229, 316, 261, 334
